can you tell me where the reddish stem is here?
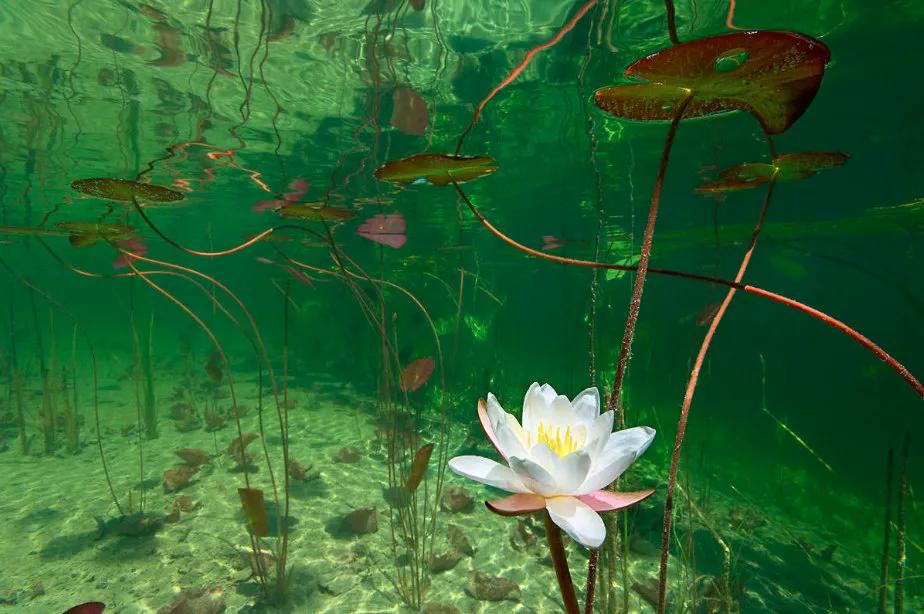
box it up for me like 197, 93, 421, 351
608, 94, 692, 414
665, 0, 681, 44
454, 0, 599, 154
449, 182, 923, 398
544, 510, 581, 614
656, 172, 778, 614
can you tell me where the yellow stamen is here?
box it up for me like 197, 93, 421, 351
535, 420, 583, 457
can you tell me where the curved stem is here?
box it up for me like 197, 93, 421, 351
544, 510, 580, 614
608, 93, 692, 414
656, 172, 778, 613
454, 0, 599, 154
449, 182, 923, 397
665, 0, 681, 45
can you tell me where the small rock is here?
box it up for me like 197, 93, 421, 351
334, 446, 361, 463
447, 523, 473, 556
157, 586, 226, 614
440, 486, 474, 513
632, 575, 664, 609
464, 571, 520, 602
421, 604, 461, 614
429, 551, 463, 573
342, 507, 378, 535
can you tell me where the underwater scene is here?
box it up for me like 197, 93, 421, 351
0, 0, 921, 612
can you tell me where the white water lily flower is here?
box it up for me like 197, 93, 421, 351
448, 382, 655, 548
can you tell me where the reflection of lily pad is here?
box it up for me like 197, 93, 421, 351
71, 178, 185, 202
277, 203, 355, 221
594, 31, 830, 134
373, 153, 497, 186
697, 152, 848, 193
56, 222, 136, 247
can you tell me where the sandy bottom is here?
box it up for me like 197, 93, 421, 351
0, 366, 918, 613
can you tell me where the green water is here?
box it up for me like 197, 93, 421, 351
0, 1, 921, 612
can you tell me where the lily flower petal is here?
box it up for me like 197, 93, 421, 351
546, 495, 606, 548
599, 426, 657, 460
448, 456, 528, 493
578, 489, 655, 512
571, 387, 600, 423
485, 493, 546, 516
477, 398, 506, 459
577, 449, 638, 495
495, 420, 529, 461
509, 456, 558, 497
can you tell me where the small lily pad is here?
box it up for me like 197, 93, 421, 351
55, 222, 137, 247
697, 151, 848, 193
594, 31, 830, 134
373, 153, 497, 187
277, 203, 355, 221
71, 178, 185, 202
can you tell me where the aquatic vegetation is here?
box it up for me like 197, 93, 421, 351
70, 177, 184, 202
276, 203, 355, 221
697, 151, 849, 193
398, 357, 435, 392
373, 153, 497, 186
357, 213, 407, 248
390, 87, 428, 136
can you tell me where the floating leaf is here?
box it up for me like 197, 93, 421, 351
71, 177, 185, 202
357, 213, 407, 248
399, 357, 435, 392
697, 151, 848, 193
391, 87, 428, 136
55, 222, 136, 248
594, 31, 830, 134
277, 202, 355, 221
406, 443, 434, 495
374, 153, 497, 187
238, 487, 269, 537
112, 238, 148, 269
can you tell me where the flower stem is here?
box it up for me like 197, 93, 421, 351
544, 510, 580, 614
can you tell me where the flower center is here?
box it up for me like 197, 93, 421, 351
535, 420, 584, 457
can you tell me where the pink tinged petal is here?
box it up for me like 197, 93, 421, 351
571, 387, 600, 423
448, 456, 528, 493
477, 398, 506, 459
546, 496, 606, 548
578, 489, 655, 512
485, 493, 546, 516
509, 456, 558, 497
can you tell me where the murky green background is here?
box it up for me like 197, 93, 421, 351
0, 0, 920, 612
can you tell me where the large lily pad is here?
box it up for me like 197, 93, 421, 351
697, 151, 848, 193
71, 177, 185, 202
277, 202, 355, 221
594, 31, 830, 134
373, 153, 497, 187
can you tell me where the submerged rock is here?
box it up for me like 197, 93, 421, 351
156, 586, 225, 614
429, 551, 463, 573
95, 513, 164, 539
421, 604, 461, 614
464, 571, 520, 602
334, 446, 361, 463
447, 523, 473, 556
342, 507, 378, 535
440, 486, 474, 513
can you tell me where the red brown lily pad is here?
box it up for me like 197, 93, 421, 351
71, 177, 185, 202
697, 151, 848, 193
593, 31, 830, 134
277, 202, 355, 221
373, 153, 497, 187
399, 357, 435, 392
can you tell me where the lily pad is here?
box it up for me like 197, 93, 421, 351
373, 153, 497, 187
55, 222, 137, 247
697, 151, 848, 193
71, 177, 185, 202
594, 31, 830, 134
277, 203, 355, 221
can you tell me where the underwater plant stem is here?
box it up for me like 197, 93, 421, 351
895, 432, 910, 614
879, 447, 893, 614
449, 183, 923, 397
608, 93, 692, 415
657, 173, 777, 613
583, 549, 598, 614
544, 510, 581, 614
454, 0, 599, 154
665, 0, 681, 45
